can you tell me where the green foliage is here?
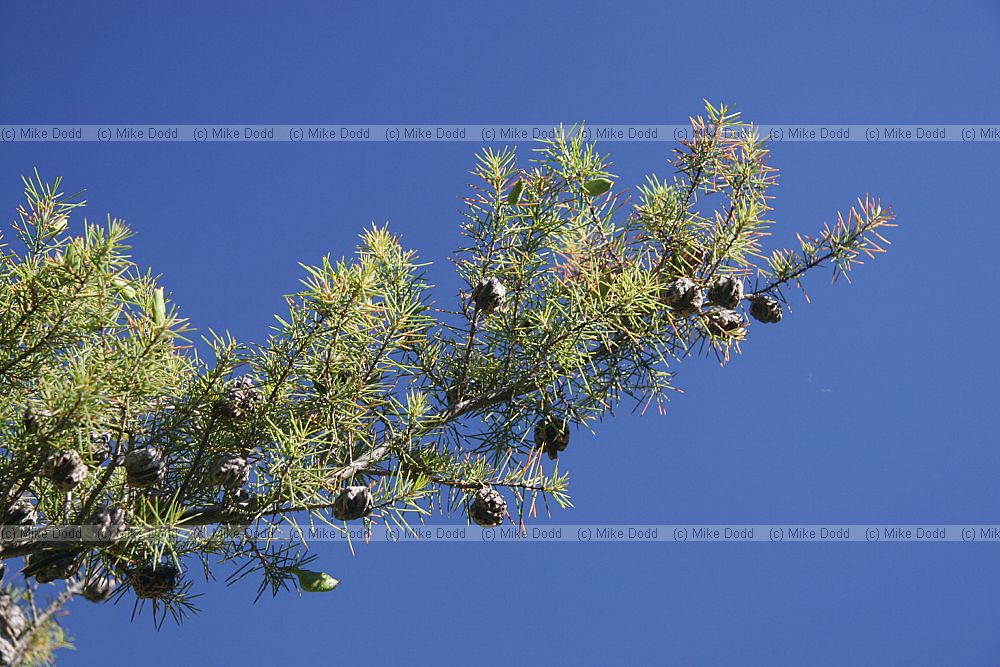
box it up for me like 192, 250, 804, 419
20, 614, 73, 667
0, 104, 895, 663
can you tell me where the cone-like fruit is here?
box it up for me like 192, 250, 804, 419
535, 416, 570, 460
707, 275, 745, 309
113, 276, 136, 300
208, 454, 251, 490
129, 563, 180, 599
64, 238, 83, 272
469, 486, 507, 527
1, 495, 36, 550
2, 495, 37, 528
123, 447, 165, 488
42, 450, 89, 492
23, 549, 80, 583
23, 408, 38, 435
212, 377, 261, 420
82, 575, 116, 603
89, 432, 112, 463
472, 277, 506, 314
661, 278, 704, 316
229, 488, 254, 511
332, 486, 375, 522
749, 295, 783, 324
87, 505, 128, 542
705, 309, 746, 337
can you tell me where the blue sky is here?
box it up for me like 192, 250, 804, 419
2, 1, 999, 664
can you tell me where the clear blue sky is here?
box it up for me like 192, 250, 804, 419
2, 2, 999, 664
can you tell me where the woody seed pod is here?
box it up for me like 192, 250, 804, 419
749, 294, 783, 324
472, 277, 506, 314
123, 447, 165, 488
42, 450, 89, 492
332, 486, 375, 522
707, 275, 745, 309
89, 432, 112, 463
129, 563, 180, 599
23, 549, 80, 584
705, 309, 746, 337
208, 454, 251, 490
661, 278, 704, 316
212, 376, 262, 421
534, 416, 571, 460
469, 486, 507, 527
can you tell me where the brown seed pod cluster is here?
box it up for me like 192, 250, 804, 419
661, 278, 704, 316
705, 309, 747, 337
89, 432, 112, 463
749, 294, 783, 323
535, 416, 571, 460
23, 549, 80, 584
42, 450, 89, 491
472, 277, 506, 314
469, 486, 507, 527
332, 486, 375, 522
123, 447, 165, 488
212, 377, 262, 421
129, 563, 181, 599
707, 275, 745, 309
207, 453, 251, 490
87, 505, 128, 542
0, 593, 26, 663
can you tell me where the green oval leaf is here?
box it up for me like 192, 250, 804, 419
291, 568, 340, 593
583, 178, 613, 197
506, 179, 524, 205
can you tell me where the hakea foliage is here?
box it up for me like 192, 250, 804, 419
0, 103, 894, 663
